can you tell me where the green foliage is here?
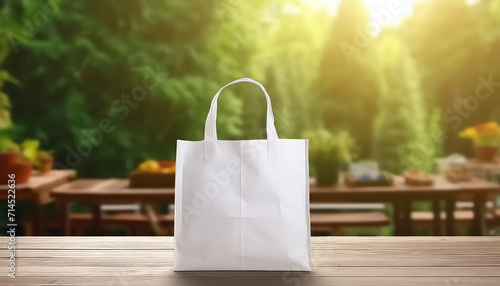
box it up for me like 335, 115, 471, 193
0, 22, 19, 131
302, 129, 354, 162
399, 0, 487, 92
0, 70, 16, 130
372, 35, 429, 174
0, 137, 18, 153
259, 2, 330, 138
318, 0, 380, 159
2, 0, 228, 176
1, 0, 328, 177
397, 0, 496, 154
0, 0, 499, 179
20, 139, 39, 163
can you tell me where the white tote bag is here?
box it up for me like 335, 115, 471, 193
174, 78, 311, 271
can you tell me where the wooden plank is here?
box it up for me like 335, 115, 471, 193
8, 254, 500, 268
0, 170, 76, 192
5, 236, 500, 248
6, 253, 500, 267
51, 179, 175, 204
2, 237, 500, 257
4, 248, 500, 259
9, 265, 500, 277
7, 236, 500, 249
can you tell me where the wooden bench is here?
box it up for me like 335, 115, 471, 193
411, 210, 498, 235
43, 213, 175, 235
310, 203, 386, 211
411, 193, 499, 235
310, 212, 390, 235
44, 212, 389, 236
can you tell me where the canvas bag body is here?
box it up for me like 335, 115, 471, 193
174, 78, 311, 271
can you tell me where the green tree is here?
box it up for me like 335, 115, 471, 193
1, 0, 242, 177
2, 0, 321, 177
262, 1, 330, 138
0, 7, 18, 131
372, 35, 431, 173
318, 0, 380, 159
479, 0, 500, 123
205, 0, 330, 140
203, 0, 272, 140
398, 0, 491, 155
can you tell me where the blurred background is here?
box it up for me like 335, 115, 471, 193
1, 0, 500, 236
1, 0, 499, 176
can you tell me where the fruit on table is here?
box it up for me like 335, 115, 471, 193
160, 166, 176, 174
158, 161, 176, 174
137, 160, 160, 173
403, 171, 432, 181
403, 170, 435, 186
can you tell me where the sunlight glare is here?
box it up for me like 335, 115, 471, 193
319, 0, 423, 27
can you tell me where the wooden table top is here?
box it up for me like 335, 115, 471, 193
52, 178, 175, 204
51, 176, 500, 204
2, 236, 499, 285
0, 170, 76, 200
0, 170, 76, 191
311, 176, 500, 202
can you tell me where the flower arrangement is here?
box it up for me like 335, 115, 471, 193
0, 138, 41, 183
460, 122, 500, 162
459, 122, 500, 146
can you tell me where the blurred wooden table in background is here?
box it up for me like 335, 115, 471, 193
310, 176, 500, 235
0, 170, 76, 235
51, 176, 500, 236
52, 179, 174, 235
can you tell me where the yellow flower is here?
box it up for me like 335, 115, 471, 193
459, 127, 477, 139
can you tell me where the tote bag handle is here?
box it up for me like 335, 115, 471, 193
204, 78, 279, 161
